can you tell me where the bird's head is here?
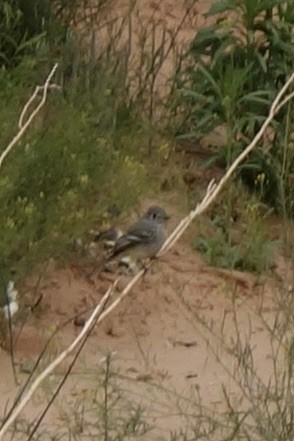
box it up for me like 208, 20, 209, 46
143, 206, 170, 224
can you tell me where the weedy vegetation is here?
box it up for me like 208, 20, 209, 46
171, 0, 293, 270
0, 0, 156, 287
0, 0, 293, 439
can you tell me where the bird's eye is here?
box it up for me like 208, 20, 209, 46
152, 212, 157, 219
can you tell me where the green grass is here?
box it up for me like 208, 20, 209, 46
194, 183, 278, 273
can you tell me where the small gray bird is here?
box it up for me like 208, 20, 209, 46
110, 205, 170, 263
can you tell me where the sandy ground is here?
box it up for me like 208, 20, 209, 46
0, 1, 293, 440
0, 195, 292, 439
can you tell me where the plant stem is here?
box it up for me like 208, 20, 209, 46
103, 353, 111, 441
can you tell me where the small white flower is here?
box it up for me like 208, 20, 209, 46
7, 280, 14, 294
7, 280, 18, 302
1, 281, 19, 319
3, 301, 19, 319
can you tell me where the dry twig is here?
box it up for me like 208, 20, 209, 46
0, 283, 115, 439
0, 63, 59, 170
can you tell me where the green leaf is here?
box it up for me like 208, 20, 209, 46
190, 24, 225, 56
15, 32, 46, 54
239, 90, 272, 106
197, 64, 222, 100
182, 89, 207, 101
206, 0, 233, 17
255, 51, 268, 73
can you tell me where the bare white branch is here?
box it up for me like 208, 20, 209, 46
0, 283, 115, 439
0, 271, 145, 439
18, 83, 61, 129
0, 63, 59, 170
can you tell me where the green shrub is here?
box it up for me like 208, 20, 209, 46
0, 0, 50, 69
0, 57, 149, 285
172, 0, 293, 215
0, 0, 166, 288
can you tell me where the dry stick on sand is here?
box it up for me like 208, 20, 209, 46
0, 283, 116, 439
0, 63, 59, 170
0, 72, 293, 439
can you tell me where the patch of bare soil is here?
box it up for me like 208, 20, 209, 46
1, 193, 292, 439
77, 0, 214, 102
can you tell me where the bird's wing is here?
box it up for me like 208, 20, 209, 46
111, 220, 156, 256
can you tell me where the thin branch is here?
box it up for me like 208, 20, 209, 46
0, 283, 114, 439
2, 303, 106, 426
275, 90, 294, 115
95, 268, 145, 324
0, 63, 59, 170
6, 304, 19, 387
26, 297, 111, 441
1, 271, 145, 439
18, 83, 61, 129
